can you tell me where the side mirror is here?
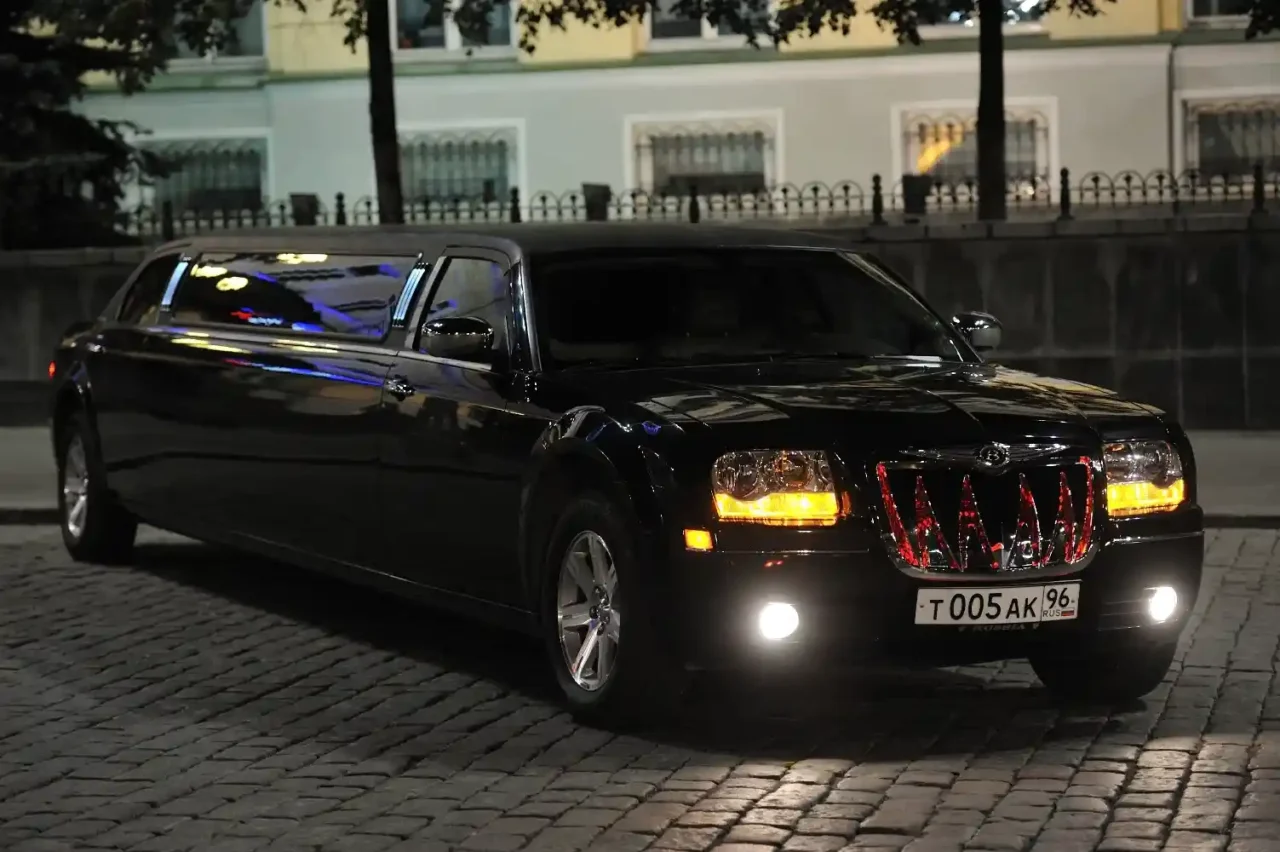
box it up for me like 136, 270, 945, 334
420, 316, 496, 364
953, 311, 1002, 353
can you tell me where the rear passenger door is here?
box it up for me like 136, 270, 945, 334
88, 252, 188, 510
379, 247, 547, 609
157, 249, 419, 565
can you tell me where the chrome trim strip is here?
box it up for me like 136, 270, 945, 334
393, 349, 495, 374
392, 261, 427, 324
158, 256, 194, 309
1109, 530, 1204, 545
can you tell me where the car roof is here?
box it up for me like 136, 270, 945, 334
151, 222, 856, 259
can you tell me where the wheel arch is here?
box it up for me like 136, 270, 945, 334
51, 375, 94, 457
518, 406, 670, 617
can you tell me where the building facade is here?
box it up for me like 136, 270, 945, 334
81, 0, 1280, 217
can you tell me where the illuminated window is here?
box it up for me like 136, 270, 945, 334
1184, 101, 1280, 181
633, 120, 777, 196
171, 0, 265, 60
925, 0, 1045, 29
138, 138, 268, 214
399, 128, 516, 204
395, 0, 514, 51
648, 0, 769, 48
901, 109, 1049, 187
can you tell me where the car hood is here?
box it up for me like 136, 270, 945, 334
556, 359, 1170, 455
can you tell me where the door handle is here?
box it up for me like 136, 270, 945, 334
384, 375, 415, 400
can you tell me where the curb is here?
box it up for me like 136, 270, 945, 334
1202, 515, 1280, 529
0, 508, 60, 526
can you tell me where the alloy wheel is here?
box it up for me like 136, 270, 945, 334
556, 530, 621, 691
62, 436, 90, 540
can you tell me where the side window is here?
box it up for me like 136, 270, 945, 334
117, 255, 180, 325
419, 256, 510, 361
169, 251, 417, 338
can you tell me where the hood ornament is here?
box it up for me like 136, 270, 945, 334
875, 454, 1097, 574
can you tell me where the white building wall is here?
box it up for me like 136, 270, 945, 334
81, 38, 1280, 203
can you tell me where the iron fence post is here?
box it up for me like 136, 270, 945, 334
509, 187, 522, 223
161, 200, 175, 242
1057, 167, 1072, 221
871, 175, 885, 225
1252, 161, 1266, 217
335, 193, 348, 226
688, 183, 700, 224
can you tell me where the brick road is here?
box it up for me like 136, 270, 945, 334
1, 527, 1279, 852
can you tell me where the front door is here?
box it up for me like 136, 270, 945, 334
379, 248, 547, 609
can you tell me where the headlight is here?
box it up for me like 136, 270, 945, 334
712, 450, 841, 526
1104, 440, 1186, 517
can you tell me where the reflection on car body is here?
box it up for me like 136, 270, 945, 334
48, 224, 1204, 723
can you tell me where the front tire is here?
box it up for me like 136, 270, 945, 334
1030, 634, 1178, 704
57, 412, 137, 564
540, 492, 685, 726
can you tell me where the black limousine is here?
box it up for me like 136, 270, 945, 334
50, 224, 1203, 720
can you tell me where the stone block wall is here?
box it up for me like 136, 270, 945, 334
0, 215, 1277, 427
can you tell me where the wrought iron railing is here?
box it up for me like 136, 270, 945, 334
105, 164, 1280, 243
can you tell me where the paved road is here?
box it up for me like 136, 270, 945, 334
1, 527, 1279, 852
5, 428, 1280, 522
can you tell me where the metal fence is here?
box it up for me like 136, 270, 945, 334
110, 163, 1280, 242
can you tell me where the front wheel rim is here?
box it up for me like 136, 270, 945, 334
62, 436, 89, 539
556, 530, 620, 692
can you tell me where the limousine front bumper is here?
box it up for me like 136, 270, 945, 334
661, 512, 1204, 673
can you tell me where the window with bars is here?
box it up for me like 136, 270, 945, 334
173, 0, 265, 59
634, 126, 774, 196
395, 0, 513, 50
1184, 102, 1280, 179
140, 139, 268, 213
901, 111, 1049, 186
399, 131, 516, 202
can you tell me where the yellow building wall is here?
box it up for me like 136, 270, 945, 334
519, 18, 641, 64
1042, 0, 1162, 38
266, 2, 367, 74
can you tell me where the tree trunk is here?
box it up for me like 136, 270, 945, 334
975, 0, 1006, 221
365, 0, 404, 225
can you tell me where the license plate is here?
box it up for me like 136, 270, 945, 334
914, 583, 1080, 625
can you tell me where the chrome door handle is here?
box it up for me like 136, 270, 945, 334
384, 375, 415, 400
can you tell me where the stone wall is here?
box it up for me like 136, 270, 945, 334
0, 215, 1277, 428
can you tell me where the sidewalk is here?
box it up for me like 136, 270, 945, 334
2, 426, 1279, 525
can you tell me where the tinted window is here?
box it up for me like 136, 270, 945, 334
170, 251, 417, 338
118, 255, 180, 325
419, 256, 509, 362
530, 248, 969, 369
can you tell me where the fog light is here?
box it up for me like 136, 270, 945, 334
1148, 586, 1178, 623
758, 602, 799, 640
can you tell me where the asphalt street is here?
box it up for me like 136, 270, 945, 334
0, 525, 1278, 852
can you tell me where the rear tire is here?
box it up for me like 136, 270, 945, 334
57, 412, 137, 565
1030, 634, 1178, 704
539, 491, 686, 727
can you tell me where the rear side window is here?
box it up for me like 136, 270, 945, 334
170, 251, 417, 338
118, 255, 180, 325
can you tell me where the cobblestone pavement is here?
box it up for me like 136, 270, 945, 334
2, 527, 1279, 852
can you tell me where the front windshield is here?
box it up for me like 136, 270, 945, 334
530, 247, 972, 370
